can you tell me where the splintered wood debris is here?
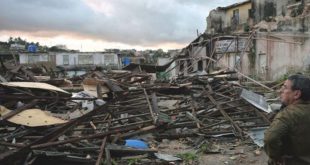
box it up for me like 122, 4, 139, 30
0, 66, 275, 164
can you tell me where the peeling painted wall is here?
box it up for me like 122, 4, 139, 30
255, 32, 310, 80
253, 0, 289, 23
253, 0, 310, 31
215, 51, 251, 75
240, 51, 251, 75
206, 9, 225, 34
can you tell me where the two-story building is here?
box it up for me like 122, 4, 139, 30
207, 0, 252, 34
193, 1, 253, 77
203, 0, 310, 80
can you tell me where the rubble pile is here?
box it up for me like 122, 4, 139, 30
0, 66, 274, 165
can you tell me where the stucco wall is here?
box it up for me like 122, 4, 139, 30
255, 32, 310, 80
215, 51, 250, 74
215, 52, 233, 70
240, 52, 251, 75
253, 0, 277, 23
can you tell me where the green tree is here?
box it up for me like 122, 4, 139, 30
8, 37, 13, 44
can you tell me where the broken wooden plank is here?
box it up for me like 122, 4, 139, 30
0, 99, 38, 121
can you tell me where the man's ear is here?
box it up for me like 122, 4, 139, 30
294, 90, 302, 99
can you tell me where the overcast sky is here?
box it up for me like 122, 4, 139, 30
0, 0, 244, 51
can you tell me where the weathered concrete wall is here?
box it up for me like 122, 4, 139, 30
175, 49, 208, 76
255, 32, 310, 80
206, 9, 225, 34
215, 51, 250, 75
253, 0, 310, 27
190, 46, 206, 58
19, 53, 51, 64
277, 15, 310, 32
275, 0, 290, 16
190, 46, 207, 72
212, 36, 251, 74
252, 0, 289, 23
216, 53, 235, 69
158, 57, 176, 79
240, 52, 251, 75
205, 0, 310, 80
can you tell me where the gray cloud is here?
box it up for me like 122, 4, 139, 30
0, 0, 245, 47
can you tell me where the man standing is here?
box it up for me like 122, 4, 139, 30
264, 74, 310, 165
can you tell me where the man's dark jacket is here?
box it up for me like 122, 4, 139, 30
264, 101, 310, 165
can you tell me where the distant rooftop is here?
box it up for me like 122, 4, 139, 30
218, 0, 251, 10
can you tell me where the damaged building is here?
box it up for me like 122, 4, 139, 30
206, 0, 252, 34
177, 0, 310, 81
175, 0, 253, 78
252, 0, 310, 80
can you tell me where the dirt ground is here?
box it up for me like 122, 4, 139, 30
157, 138, 268, 165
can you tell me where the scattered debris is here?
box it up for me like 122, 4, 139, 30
0, 65, 275, 164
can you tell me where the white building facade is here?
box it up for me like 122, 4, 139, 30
19, 52, 120, 69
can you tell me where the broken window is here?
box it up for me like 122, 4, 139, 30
187, 59, 193, 73
264, 2, 276, 21
198, 60, 203, 71
233, 9, 239, 24
179, 60, 184, 72
248, 9, 254, 18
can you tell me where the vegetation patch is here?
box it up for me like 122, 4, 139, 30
177, 152, 198, 165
